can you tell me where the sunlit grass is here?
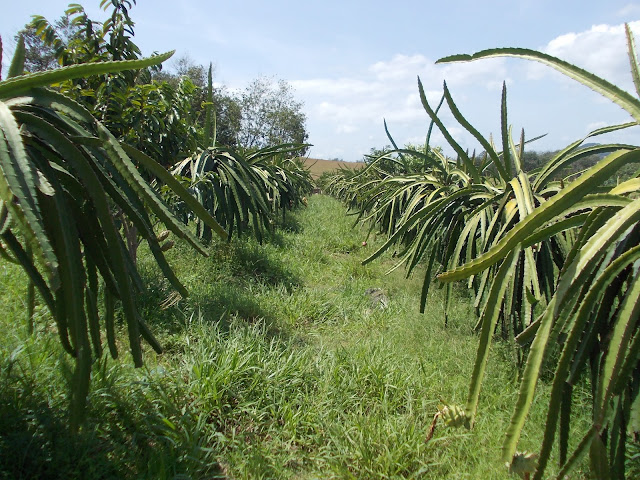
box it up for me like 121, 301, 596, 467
0, 195, 589, 479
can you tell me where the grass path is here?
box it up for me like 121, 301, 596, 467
0, 195, 588, 479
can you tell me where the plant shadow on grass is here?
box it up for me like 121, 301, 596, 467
137, 234, 302, 340
275, 210, 303, 235
0, 357, 226, 479
228, 238, 299, 287
0, 379, 123, 479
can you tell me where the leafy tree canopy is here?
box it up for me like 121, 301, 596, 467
154, 59, 308, 154
23, 1, 199, 166
19, 3, 309, 159
238, 77, 308, 154
15, 14, 80, 72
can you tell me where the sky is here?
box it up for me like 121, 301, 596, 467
2, 0, 640, 161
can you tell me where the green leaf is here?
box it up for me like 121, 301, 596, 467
363, 186, 484, 265
417, 78, 479, 181
94, 127, 209, 256
0, 230, 54, 313
534, 134, 637, 191
500, 83, 513, 179
204, 63, 214, 147
24, 110, 144, 366
465, 247, 519, 425
504, 197, 640, 464
503, 300, 556, 462
625, 23, 640, 98
383, 119, 406, 164
595, 271, 640, 424
442, 81, 508, 181
438, 149, 640, 283
556, 427, 598, 478
0, 51, 174, 98
532, 244, 640, 478
122, 145, 228, 240
437, 48, 640, 123
0, 102, 59, 286
589, 435, 610, 480
419, 239, 440, 313
8, 36, 26, 79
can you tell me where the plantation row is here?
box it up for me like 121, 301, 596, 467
325, 27, 640, 479
0, 0, 313, 432
1, 0, 640, 478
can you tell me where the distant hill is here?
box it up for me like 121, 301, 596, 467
301, 158, 366, 179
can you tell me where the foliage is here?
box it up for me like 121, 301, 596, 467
170, 144, 313, 243
211, 87, 243, 147
328, 24, 640, 479
153, 56, 243, 148
436, 28, 640, 479
15, 13, 80, 73
237, 77, 309, 155
27, 0, 204, 265
152, 60, 307, 154
28, 1, 201, 165
0, 195, 590, 479
114, 76, 200, 167
167, 66, 312, 244
0, 39, 227, 430
22, 1, 308, 161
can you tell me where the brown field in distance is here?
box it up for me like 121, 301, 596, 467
301, 157, 366, 180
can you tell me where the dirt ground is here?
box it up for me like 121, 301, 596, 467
301, 157, 366, 179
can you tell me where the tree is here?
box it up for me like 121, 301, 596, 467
153, 57, 242, 148
15, 14, 80, 73
174, 55, 207, 87
149, 58, 308, 154
153, 54, 207, 135
211, 86, 242, 147
27, 1, 203, 266
154, 55, 206, 89
238, 77, 308, 154
28, 2, 200, 168
153, 70, 307, 153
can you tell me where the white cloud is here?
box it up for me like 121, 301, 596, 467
528, 21, 640, 90
616, 3, 640, 16
439, 58, 509, 90
336, 124, 358, 134
294, 24, 640, 161
292, 53, 511, 146
291, 78, 381, 98
367, 53, 509, 90
369, 54, 434, 82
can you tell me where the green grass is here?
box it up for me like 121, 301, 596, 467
0, 195, 590, 479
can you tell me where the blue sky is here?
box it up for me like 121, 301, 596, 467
2, 0, 639, 161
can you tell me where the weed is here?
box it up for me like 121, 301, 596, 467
0, 195, 589, 478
